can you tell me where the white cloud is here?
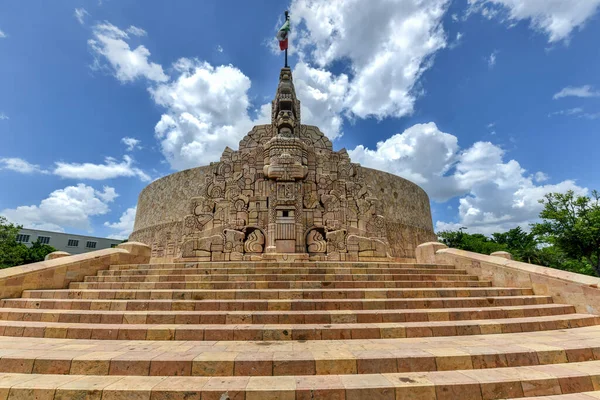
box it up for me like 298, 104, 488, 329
0, 113, 8, 120
121, 137, 142, 151
126, 25, 147, 37
553, 85, 600, 99
293, 61, 349, 139
1, 184, 118, 231
290, 0, 449, 128
487, 50, 498, 67
74, 8, 90, 25
350, 123, 460, 201
548, 107, 600, 120
53, 155, 151, 181
87, 22, 272, 170
150, 58, 265, 170
349, 122, 587, 234
216, 45, 223, 53
449, 32, 464, 49
0, 158, 48, 174
88, 22, 168, 83
549, 107, 584, 117
534, 172, 549, 183
0, 29, 7, 39
582, 112, 600, 120
105, 206, 136, 239
438, 179, 587, 235
468, 0, 600, 43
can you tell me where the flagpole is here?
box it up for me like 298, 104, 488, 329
284, 10, 289, 68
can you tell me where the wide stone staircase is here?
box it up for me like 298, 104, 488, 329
0, 259, 599, 399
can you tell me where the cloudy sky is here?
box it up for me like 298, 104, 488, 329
1, 0, 599, 239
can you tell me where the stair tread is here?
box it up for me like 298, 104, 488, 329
1, 257, 598, 397
70, 281, 492, 289
0, 312, 591, 326
0, 313, 594, 342
0, 304, 576, 326
0, 325, 598, 376
1, 296, 555, 313
0, 303, 572, 315
0, 359, 599, 397
101, 268, 465, 273
517, 392, 600, 400
23, 287, 529, 292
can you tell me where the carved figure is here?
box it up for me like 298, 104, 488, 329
223, 229, 244, 261
326, 229, 347, 253
307, 229, 326, 253
181, 234, 223, 258
223, 229, 244, 253
244, 230, 265, 253
347, 235, 389, 258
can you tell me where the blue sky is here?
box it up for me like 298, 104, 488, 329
1, 0, 599, 239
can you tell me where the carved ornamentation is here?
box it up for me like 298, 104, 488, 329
307, 229, 326, 254
244, 229, 265, 253
176, 67, 391, 261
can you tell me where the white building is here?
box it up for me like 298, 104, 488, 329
16, 228, 123, 255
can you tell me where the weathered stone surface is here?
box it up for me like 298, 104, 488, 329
0, 243, 151, 299
130, 68, 436, 262
491, 251, 513, 260
416, 242, 449, 264
44, 251, 71, 261
435, 248, 600, 315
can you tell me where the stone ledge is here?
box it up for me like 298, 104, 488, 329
1, 359, 600, 398
435, 248, 600, 315
0, 325, 598, 376
0, 242, 151, 299
0, 313, 595, 341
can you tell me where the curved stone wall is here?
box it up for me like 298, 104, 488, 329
133, 165, 213, 232
130, 164, 436, 260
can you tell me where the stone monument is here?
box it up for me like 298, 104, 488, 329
130, 67, 437, 262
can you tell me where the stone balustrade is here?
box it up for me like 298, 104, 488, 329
0, 242, 150, 299
416, 242, 600, 315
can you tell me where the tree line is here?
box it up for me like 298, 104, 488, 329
438, 190, 600, 277
0, 216, 56, 268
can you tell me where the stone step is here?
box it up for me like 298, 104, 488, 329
99, 266, 467, 276
1, 295, 554, 311
108, 261, 443, 271
0, 304, 574, 325
85, 272, 479, 282
21, 287, 535, 300
517, 393, 600, 400
0, 325, 598, 377
0, 314, 595, 341
69, 280, 492, 290
1, 359, 600, 398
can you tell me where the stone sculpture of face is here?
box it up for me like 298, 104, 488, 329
277, 109, 295, 134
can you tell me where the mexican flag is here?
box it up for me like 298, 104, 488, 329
276, 19, 290, 50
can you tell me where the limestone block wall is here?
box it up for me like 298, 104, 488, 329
134, 165, 214, 232
130, 164, 436, 260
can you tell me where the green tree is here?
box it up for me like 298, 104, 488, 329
0, 216, 57, 268
25, 240, 58, 264
438, 228, 507, 255
532, 190, 600, 276
0, 216, 24, 268
492, 227, 538, 264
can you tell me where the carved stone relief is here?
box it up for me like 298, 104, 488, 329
176, 67, 392, 261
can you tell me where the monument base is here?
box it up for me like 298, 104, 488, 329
261, 253, 310, 262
